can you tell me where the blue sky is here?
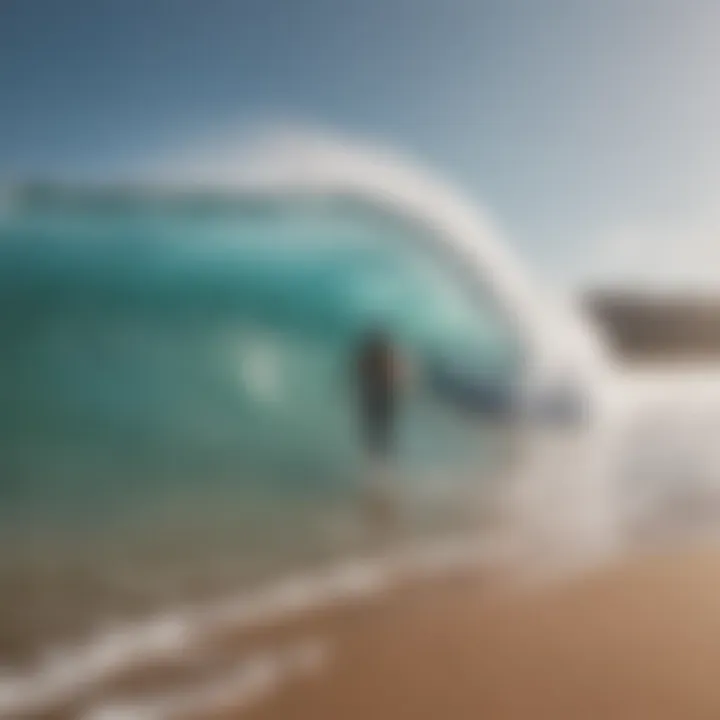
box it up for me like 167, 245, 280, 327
2, 0, 720, 286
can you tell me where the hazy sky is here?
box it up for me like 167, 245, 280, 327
2, 0, 720, 287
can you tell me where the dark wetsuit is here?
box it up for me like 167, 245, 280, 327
356, 333, 396, 457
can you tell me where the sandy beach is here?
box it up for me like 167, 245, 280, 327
220, 547, 720, 720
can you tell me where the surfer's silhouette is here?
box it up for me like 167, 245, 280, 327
355, 328, 399, 458
353, 327, 406, 531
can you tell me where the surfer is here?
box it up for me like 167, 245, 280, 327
355, 328, 400, 458
353, 327, 408, 531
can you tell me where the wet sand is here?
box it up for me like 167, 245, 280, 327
232, 548, 720, 720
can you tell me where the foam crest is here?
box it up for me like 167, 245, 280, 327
146, 125, 607, 377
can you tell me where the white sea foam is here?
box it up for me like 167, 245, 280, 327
0, 534, 506, 718
82, 638, 329, 720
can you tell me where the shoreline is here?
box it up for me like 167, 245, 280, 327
14, 535, 720, 718
0, 532, 508, 718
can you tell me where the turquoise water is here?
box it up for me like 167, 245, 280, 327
0, 190, 518, 663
